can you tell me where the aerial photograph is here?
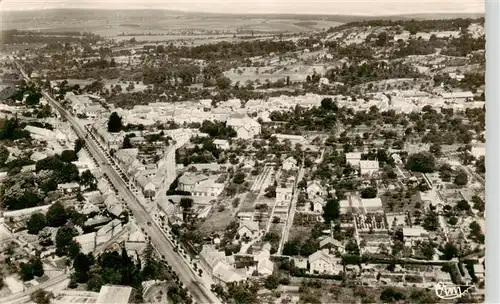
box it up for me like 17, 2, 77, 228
0, 0, 486, 303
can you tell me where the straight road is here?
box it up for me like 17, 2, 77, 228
277, 166, 305, 254
44, 92, 219, 304
14, 63, 219, 303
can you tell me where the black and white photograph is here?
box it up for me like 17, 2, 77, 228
0, 0, 488, 303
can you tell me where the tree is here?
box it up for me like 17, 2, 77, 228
429, 143, 442, 157
320, 98, 338, 112
406, 152, 436, 173
454, 170, 468, 186
264, 274, 280, 290
73, 252, 92, 283
456, 200, 471, 212
30, 290, 53, 304
74, 138, 85, 153
322, 198, 340, 224
361, 187, 377, 199
19, 262, 35, 281
80, 170, 97, 190
31, 257, 44, 277
471, 195, 485, 212
55, 226, 76, 256
283, 240, 300, 256
380, 287, 406, 302
442, 242, 460, 260
233, 172, 246, 184
60, 150, 78, 162
107, 112, 123, 133
215, 75, 231, 90
420, 241, 435, 260
122, 135, 133, 149
475, 155, 485, 174
422, 211, 440, 231
46, 202, 68, 227
27, 213, 47, 234
0, 145, 9, 166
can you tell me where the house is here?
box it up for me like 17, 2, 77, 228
57, 182, 80, 193
237, 212, 254, 221
213, 263, 247, 286
104, 194, 124, 217
345, 152, 362, 167
257, 258, 274, 276
125, 229, 147, 252
319, 237, 345, 254
293, 257, 308, 270
96, 285, 133, 304
282, 156, 298, 171
311, 196, 325, 213
92, 122, 126, 151
402, 227, 429, 246
178, 172, 225, 197
199, 245, 227, 275
307, 181, 325, 198
473, 264, 485, 279
80, 202, 100, 215
391, 153, 403, 165
308, 250, 340, 275
226, 114, 261, 139
213, 139, 230, 150
199, 245, 246, 285
96, 219, 123, 244
272, 134, 306, 146
360, 198, 383, 213
30, 151, 48, 162
276, 185, 293, 203
359, 160, 379, 175
237, 220, 260, 239
441, 91, 474, 102
84, 104, 106, 119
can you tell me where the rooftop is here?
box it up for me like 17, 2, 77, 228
96, 285, 133, 304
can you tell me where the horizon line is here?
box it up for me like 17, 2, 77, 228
0, 7, 485, 17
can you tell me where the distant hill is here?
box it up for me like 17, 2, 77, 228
0, 8, 485, 35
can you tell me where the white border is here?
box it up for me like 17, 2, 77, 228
485, 0, 499, 302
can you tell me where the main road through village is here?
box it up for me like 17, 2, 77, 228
15, 62, 220, 304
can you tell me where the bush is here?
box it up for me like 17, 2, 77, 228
361, 187, 377, 199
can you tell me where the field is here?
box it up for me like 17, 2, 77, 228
1, 9, 343, 37
224, 65, 329, 84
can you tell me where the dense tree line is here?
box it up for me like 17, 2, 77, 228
199, 120, 237, 139
331, 18, 483, 34
1, 30, 102, 45
325, 60, 422, 86
169, 40, 297, 61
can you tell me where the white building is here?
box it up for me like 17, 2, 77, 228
441, 91, 474, 102
226, 115, 261, 140
276, 185, 293, 203
213, 139, 230, 150
282, 156, 298, 171
359, 160, 379, 175
360, 198, 383, 213
237, 220, 260, 239
272, 134, 306, 146
178, 172, 225, 197
307, 181, 325, 198
345, 152, 362, 167
308, 250, 341, 275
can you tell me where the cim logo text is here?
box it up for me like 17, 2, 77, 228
435, 281, 475, 300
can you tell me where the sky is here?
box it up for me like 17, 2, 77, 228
0, 0, 485, 16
